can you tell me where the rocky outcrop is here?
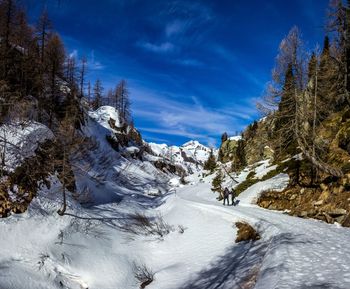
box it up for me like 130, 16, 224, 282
258, 179, 350, 227
218, 118, 273, 166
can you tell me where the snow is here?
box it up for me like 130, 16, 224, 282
0, 122, 53, 172
228, 135, 242, 141
253, 160, 277, 179
2, 155, 350, 289
124, 146, 140, 154
1, 110, 350, 288
239, 173, 289, 205
0, 160, 350, 289
168, 177, 181, 187
88, 106, 121, 130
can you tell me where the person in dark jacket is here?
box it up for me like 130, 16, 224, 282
223, 187, 230, 206
230, 188, 236, 206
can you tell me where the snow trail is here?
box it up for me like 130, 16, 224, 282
174, 178, 350, 289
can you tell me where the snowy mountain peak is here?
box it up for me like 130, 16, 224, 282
148, 140, 215, 174
182, 140, 201, 148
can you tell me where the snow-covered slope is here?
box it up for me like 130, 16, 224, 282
88, 106, 121, 130
1, 155, 350, 289
0, 122, 53, 172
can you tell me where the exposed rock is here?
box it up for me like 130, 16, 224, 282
335, 215, 346, 224
323, 212, 334, 224
12, 202, 27, 214
268, 203, 276, 210
299, 211, 308, 218
341, 214, 350, 227
319, 190, 330, 202
313, 200, 324, 206
328, 209, 347, 217
259, 200, 271, 208
335, 185, 345, 194
320, 183, 328, 191
218, 139, 239, 163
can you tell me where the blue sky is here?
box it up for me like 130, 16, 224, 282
23, 0, 330, 146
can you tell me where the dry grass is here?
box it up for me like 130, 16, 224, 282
121, 213, 173, 239
235, 222, 260, 243
133, 262, 154, 288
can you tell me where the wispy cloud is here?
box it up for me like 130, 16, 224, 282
212, 45, 237, 63
89, 50, 105, 70
69, 49, 78, 59
174, 58, 203, 67
165, 19, 187, 37
131, 85, 255, 146
138, 41, 175, 53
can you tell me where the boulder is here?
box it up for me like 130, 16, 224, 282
335, 215, 346, 224
341, 214, 350, 227
328, 209, 347, 217
323, 212, 334, 224
299, 211, 308, 218
259, 200, 271, 208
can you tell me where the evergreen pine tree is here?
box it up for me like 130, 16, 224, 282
203, 149, 216, 172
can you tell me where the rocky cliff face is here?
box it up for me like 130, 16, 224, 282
243, 118, 274, 165
256, 108, 350, 227
218, 118, 273, 166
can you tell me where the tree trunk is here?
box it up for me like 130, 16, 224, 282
57, 148, 67, 216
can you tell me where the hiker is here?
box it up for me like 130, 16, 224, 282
230, 188, 236, 206
223, 187, 230, 206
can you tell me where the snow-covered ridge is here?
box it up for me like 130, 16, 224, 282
148, 140, 215, 173
87, 106, 214, 175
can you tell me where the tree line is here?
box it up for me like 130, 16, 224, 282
256, 0, 350, 181
0, 0, 132, 128
0, 0, 133, 215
